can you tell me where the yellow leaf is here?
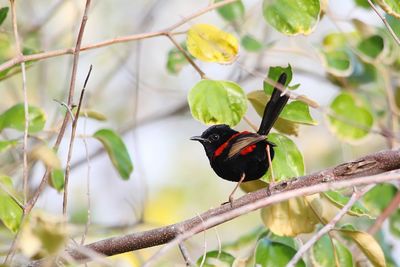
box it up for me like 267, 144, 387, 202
29, 145, 61, 169
187, 24, 239, 64
240, 180, 268, 193
339, 229, 386, 267
306, 193, 343, 224
19, 212, 67, 259
261, 196, 319, 237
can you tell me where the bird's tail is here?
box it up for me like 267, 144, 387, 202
257, 73, 290, 136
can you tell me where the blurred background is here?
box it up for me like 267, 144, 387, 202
0, 0, 396, 265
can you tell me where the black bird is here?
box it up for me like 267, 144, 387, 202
191, 73, 289, 204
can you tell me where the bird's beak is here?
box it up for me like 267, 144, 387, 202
190, 136, 207, 142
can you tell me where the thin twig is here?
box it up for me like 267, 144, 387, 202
53, 99, 75, 121
368, 190, 400, 235
63, 65, 92, 215
165, 33, 206, 79
379, 66, 399, 148
0, 0, 237, 74
80, 111, 92, 245
4, 1, 29, 264
243, 115, 258, 131
10, 0, 29, 205
178, 242, 194, 266
24, 0, 92, 215
367, 0, 400, 46
286, 185, 374, 267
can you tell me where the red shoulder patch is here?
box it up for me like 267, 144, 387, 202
214, 132, 241, 157
239, 144, 256, 155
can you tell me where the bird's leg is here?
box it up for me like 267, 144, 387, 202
266, 144, 275, 193
228, 173, 246, 206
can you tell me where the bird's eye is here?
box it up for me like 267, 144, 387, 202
209, 134, 220, 141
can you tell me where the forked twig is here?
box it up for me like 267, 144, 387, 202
63, 65, 93, 215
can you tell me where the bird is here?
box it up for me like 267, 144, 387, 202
190, 73, 289, 205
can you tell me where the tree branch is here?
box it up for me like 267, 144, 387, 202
0, 0, 237, 74
368, 189, 400, 235
286, 185, 374, 267
28, 149, 400, 266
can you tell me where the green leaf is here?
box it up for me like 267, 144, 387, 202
93, 129, 133, 179
279, 101, 317, 125
255, 238, 306, 267
241, 35, 263, 52
216, 0, 245, 21
376, 0, 400, 19
0, 176, 22, 233
321, 49, 353, 77
339, 228, 386, 267
263, 133, 304, 182
0, 139, 18, 153
312, 235, 353, 267
363, 184, 398, 215
166, 45, 188, 75
223, 227, 265, 250
327, 92, 374, 141
79, 109, 107, 121
196, 250, 235, 266
265, 231, 299, 249
375, 231, 398, 267
386, 14, 400, 37
357, 35, 385, 61
263, 65, 292, 94
0, 7, 9, 26
322, 191, 372, 218
323, 32, 349, 50
188, 80, 247, 127
49, 169, 64, 192
354, 0, 371, 8
262, 0, 320, 35
0, 104, 46, 133
389, 209, 400, 237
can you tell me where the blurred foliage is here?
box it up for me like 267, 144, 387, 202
0, 0, 399, 266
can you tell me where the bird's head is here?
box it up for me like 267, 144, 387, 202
190, 124, 238, 159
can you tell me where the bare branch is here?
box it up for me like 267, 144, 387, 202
10, 0, 29, 204
367, 0, 400, 46
286, 184, 374, 267
63, 65, 93, 215
27, 149, 400, 266
0, 0, 238, 74
24, 0, 92, 215
368, 189, 400, 235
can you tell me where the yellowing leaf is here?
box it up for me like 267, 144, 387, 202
339, 228, 386, 267
19, 212, 67, 258
29, 145, 61, 169
186, 24, 239, 64
261, 197, 319, 236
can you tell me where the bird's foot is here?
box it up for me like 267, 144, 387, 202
221, 196, 235, 207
